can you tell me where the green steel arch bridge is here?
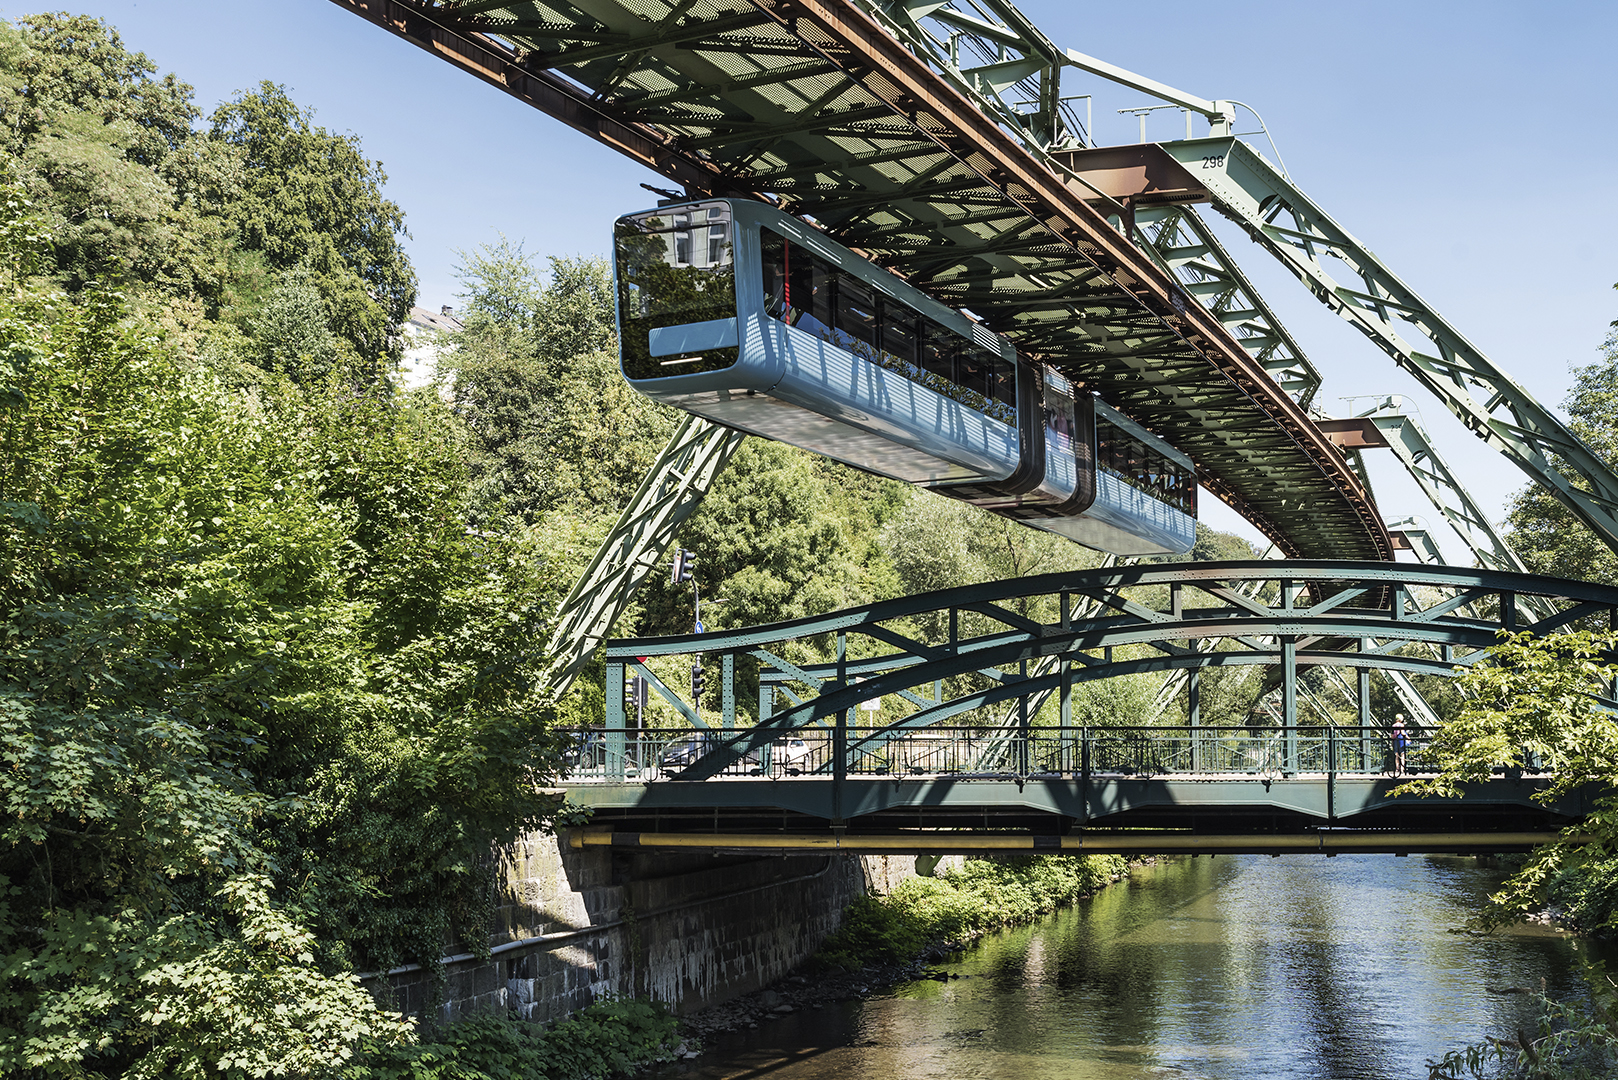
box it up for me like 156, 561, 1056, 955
328, 0, 1618, 851
561, 562, 1609, 854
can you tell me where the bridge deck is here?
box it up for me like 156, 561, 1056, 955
563, 771, 1585, 851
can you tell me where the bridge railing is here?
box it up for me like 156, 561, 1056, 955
559, 725, 1449, 782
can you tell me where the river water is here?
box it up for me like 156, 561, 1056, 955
671, 855, 1593, 1080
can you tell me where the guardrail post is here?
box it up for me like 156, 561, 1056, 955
1017, 660, 1030, 777
1080, 725, 1091, 820
1282, 637, 1298, 775
1327, 725, 1337, 822
605, 658, 627, 780
1189, 639, 1203, 772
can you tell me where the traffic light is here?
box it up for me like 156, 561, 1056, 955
623, 671, 649, 713
670, 548, 696, 585
690, 661, 705, 702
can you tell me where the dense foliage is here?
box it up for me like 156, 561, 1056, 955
0, 14, 570, 1075
362, 1000, 681, 1080
1397, 630, 1618, 924
0, 14, 415, 372
1397, 631, 1618, 1078
813, 855, 1129, 970
1505, 289, 1618, 585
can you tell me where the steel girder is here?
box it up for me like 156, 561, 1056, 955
1362, 410, 1530, 577
543, 415, 746, 693
597, 560, 1618, 782
1135, 205, 1320, 410
1159, 136, 1618, 561
564, 770, 1582, 841
328, 0, 1389, 562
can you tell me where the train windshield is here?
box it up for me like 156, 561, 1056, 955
615, 202, 737, 379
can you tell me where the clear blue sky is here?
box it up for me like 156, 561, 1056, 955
5, 0, 1615, 556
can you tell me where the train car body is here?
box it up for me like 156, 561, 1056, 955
613, 198, 1196, 556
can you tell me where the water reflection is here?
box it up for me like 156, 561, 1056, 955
670, 855, 1591, 1080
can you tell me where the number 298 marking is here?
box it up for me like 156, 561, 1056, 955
1200, 154, 1225, 169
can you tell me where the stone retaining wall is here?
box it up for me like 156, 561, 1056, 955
373, 830, 946, 1025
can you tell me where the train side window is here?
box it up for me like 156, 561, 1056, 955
958, 346, 992, 399
806, 261, 834, 333
835, 275, 878, 353
789, 244, 816, 324
881, 301, 918, 368
760, 229, 787, 317
920, 323, 957, 384
759, 226, 833, 335
992, 354, 1017, 408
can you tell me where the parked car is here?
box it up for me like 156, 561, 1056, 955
772, 737, 812, 775
655, 733, 820, 777
561, 730, 603, 770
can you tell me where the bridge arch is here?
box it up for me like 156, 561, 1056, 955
603, 560, 1618, 774
568, 561, 1611, 850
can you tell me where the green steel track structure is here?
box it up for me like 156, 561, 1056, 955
1157, 136, 1618, 560
542, 414, 746, 690
329, 0, 1389, 564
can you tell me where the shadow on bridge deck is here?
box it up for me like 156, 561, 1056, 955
561, 771, 1590, 856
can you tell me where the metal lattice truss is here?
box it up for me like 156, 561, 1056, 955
1158, 136, 1618, 558
544, 414, 746, 692
330, 0, 1389, 562
1135, 205, 1319, 410
600, 560, 1618, 781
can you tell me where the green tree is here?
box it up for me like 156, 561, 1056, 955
1396, 630, 1618, 921
1506, 303, 1618, 584
247, 265, 353, 383
1401, 630, 1618, 1078
0, 16, 232, 298
446, 244, 650, 523
209, 82, 416, 364
645, 440, 872, 636
881, 491, 1105, 632
0, 185, 563, 1073
2, 13, 197, 166
0, 229, 413, 1071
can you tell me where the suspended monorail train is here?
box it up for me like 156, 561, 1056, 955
612, 198, 1197, 556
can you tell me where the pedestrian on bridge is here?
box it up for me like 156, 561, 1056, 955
1391, 715, 1408, 777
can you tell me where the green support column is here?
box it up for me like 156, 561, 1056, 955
1188, 638, 1202, 772
1327, 725, 1337, 822
722, 653, 735, 730
1358, 646, 1374, 773
1282, 637, 1298, 775
833, 631, 847, 825
605, 660, 627, 780
1059, 657, 1073, 774
1080, 725, 1091, 822
1017, 660, 1030, 777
